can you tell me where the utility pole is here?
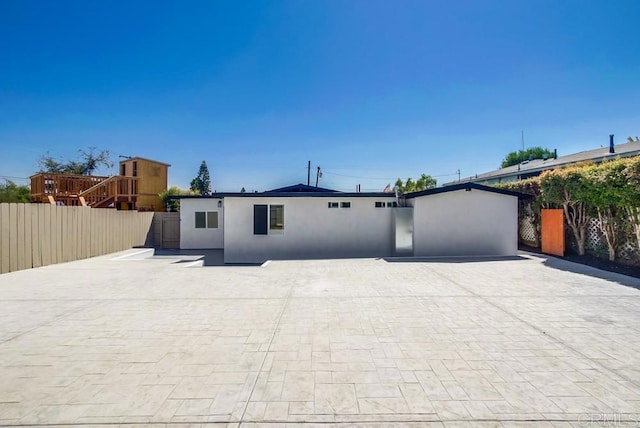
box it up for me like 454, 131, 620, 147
315, 166, 322, 187
456, 169, 461, 182
307, 161, 311, 186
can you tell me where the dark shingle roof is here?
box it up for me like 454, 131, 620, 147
266, 183, 338, 193
452, 140, 640, 184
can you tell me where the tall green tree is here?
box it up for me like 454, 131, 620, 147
38, 147, 113, 175
190, 161, 212, 196
395, 174, 437, 193
159, 186, 190, 212
501, 147, 555, 168
0, 180, 31, 203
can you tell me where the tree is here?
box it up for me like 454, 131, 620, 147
0, 180, 31, 203
240, 187, 246, 193
38, 147, 113, 175
623, 156, 640, 252
395, 174, 437, 193
190, 161, 212, 196
583, 160, 629, 261
159, 186, 189, 212
495, 177, 546, 247
501, 147, 555, 168
540, 166, 591, 255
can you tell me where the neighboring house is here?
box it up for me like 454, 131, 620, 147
176, 182, 526, 264
30, 157, 170, 211
448, 135, 640, 186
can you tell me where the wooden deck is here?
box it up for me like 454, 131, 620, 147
30, 173, 139, 209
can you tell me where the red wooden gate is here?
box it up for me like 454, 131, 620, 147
541, 209, 565, 256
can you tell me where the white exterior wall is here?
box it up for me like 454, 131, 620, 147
179, 199, 224, 249
223, 196, 396, 263
411, 189, 518, 257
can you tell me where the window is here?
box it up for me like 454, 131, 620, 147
195, 212, 206, 229
195, 211, 219, 229
207, 212, 218, 228
254, 204, 284, 235
340, 202, 351, 208
254, 205, 268, 235
328, 202, 339, 208
120, 164, 126, 176
132, 161, 138, 177
387, 201, 398, 208
270, 205, 284, 232
375, 202, 384, 208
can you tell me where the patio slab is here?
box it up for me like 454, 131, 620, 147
0, 251, 639, 426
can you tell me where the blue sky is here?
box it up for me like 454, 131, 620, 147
1, 0, 639, 191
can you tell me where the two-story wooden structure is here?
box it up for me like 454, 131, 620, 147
30, 157, 170, 211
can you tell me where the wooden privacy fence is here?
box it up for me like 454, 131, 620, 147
0, 203, 154, 274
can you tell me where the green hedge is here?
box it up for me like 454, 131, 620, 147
495, 156, 640, 263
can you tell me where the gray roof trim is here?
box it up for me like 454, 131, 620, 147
171, 192, 396, 199
404, 182, 530, 199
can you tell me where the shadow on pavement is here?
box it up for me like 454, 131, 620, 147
152, 249, 260, 267
538, 254, 640, 290
383, 255, 529, 263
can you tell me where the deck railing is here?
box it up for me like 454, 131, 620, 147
30, 173, 139, 207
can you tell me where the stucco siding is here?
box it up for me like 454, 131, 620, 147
412, 189, 518, 256
223, 196, 396, 263
180, 199, 224, 249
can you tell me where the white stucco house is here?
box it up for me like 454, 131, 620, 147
175, 183, 526, 264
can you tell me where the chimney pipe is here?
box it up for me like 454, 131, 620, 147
553, 149, 557, 159
609, 134, 615, 154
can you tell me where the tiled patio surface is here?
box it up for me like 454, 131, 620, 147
0, 251, 639, 427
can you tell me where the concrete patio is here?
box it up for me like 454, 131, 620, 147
0, 250, 639, 427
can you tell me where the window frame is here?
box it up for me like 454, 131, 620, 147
195, 211, 219, 229
195, 211, 206, 229
207, 211, 218, 229
269, 204, 284, 234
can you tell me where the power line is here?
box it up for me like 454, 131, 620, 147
322, 170, 460, 181
0, 175, 30, 182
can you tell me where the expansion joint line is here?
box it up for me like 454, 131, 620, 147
0, 300, 99, 347
237, 279, 295, 423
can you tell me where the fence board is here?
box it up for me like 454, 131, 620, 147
81, 208, 87, 260
32, 204, 42, 268
53, 205, 61, 264
24, 204, 33, 269
1, 204, 9, 274
9, 204, 18, 272
41, 205, 51, 267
